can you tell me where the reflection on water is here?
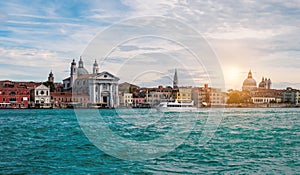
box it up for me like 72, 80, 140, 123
1, 108, 299, 174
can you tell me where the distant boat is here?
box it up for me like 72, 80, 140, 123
157, 100, 199, 112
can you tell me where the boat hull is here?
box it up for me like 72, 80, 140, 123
157, 107, 199, 113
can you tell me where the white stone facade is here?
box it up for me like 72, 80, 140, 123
89, 72, 119, 108
34, 84, 51, 108
74, 71, 119, 108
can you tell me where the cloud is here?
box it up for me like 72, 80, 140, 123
0, 47, 70, 81
0, 0, 299, 90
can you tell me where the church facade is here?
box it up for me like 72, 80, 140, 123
242, 70, 272, 91
63, 57, 119, 108
242, 70, 279, 104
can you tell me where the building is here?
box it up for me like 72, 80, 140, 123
63, 57, 94, 91
192, 84, 227, 107
242, 70, 257, 91
132, 97, 145, 107
174, 86, 193, 103
73, 71, 119, 108
250, 89, 283, 104
283, 87, 300, 104
51, 92, 73, 108
145, 86, 173, 105
258, 77, 272, 89
209, 88, 227, 106
192, 86, 207, 107
119, 92, 133, 107
118, 82, 139, 94
31, 84, 51, 108
63, 58, 120, 108
0, 80, 35, 108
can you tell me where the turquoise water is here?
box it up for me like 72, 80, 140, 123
1, 108, 299, 174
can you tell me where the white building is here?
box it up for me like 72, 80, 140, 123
88, 72, 119, 108
64, 58, 120, 108
251, 97, 276, 104
33, 84, 51, 108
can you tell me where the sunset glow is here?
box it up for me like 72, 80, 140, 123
224, 66, 243, 90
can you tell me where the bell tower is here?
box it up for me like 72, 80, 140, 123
93, 59, 99, 74
70, 59, 77, 87
48, 70, 54, 83
173, 69, 178, 88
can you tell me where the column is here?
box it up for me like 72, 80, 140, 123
115, 83, 119, 107
99, 83, 102, 103
110, 83, 113, 107
89, 81, 95, 103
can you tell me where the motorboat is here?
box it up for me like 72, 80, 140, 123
157, 99, 199, 112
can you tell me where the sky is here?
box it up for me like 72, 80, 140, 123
0, 0, 300, 90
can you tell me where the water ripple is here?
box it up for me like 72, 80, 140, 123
1, 108, 299, 174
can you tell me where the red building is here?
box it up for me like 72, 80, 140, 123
51, 92, 72, 108
0, 80, 41, 108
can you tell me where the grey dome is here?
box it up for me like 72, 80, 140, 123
77, 67, 89, 75
77, 57, 89, 75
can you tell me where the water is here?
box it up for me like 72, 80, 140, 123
0, 108, 299, 174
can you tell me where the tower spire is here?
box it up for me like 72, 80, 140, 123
248, 69, 252, 78
173, 69, 178, 88
79, 56, 84, 68
93, 59, 99, 74
48, 70, 54, 83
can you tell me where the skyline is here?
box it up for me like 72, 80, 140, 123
1, 1, 300, 90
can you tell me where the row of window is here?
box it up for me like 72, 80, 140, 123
167, 105, 193, 107
0, 91, 30, 95
52, 97, 87, 102
1, 97, 28, 102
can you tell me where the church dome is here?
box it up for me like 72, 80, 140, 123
242, 70, 257, 91
243, 78, 256, 87
77, 67, 89, 75
77, 57, 89, 76
258, 77, 266, 88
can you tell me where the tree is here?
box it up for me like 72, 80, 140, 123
227, 90, 252, 104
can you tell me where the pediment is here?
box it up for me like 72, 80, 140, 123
36, 84, 49, 90
94, 71, 120, 81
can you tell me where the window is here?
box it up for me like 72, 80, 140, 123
41, 91, 45, 95
9, 98, 16, 102
103, 84, 107, 90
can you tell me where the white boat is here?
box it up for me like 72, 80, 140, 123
157, 100, 199, 112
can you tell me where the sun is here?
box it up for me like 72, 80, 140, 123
224, 66, 242, 89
